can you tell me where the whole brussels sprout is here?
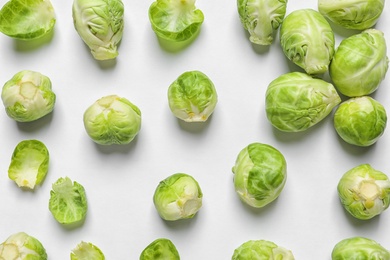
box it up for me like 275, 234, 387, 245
71, 241, 105, 260
332, 237, 390, 260
337, 164, 390, 220
318, 0, 385, 30
140, 238, 180, 260
232, 143, 287, 208
334, 96, 387, 147
83, 95, 141, 145
265, 72, 341, 132
280, 9, 335, 75
0, 232, 47, 260
232, 240, 295, 259
330, 29, 389, 97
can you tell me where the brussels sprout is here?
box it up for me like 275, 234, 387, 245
148, 0, 204, 42
0, 232, 47, 260
153, 173, 203, 221
8, 139, 49, 189
168, 71, 217, 122
72, 0, 124, 60
318, 0, 385, 30
232, 240, 295, 259
334, 96, 387, 147
71, 241, 105, 260
330, 29, 389, 97
232, 143, 287, 208
1, 70, 56, 122
49, 177, 88, 224
280, 9, 335, 75
0, 0, 55, 40
140, 238, 180, 260
237, 0, 287, 45
265, 72, 341, 132
332, 237, 390, 260
83, 95, 141, 145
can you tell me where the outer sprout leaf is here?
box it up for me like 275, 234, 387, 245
140, 238, 180, 260
0, 232, 47, 260
71, 241, 105, 260
332, 237, 390, 259
232, 240, 295, 259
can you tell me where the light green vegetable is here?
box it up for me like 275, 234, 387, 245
1, 70, 56, 122
0, 232, 47, 260
330, 29, 389, 97
168, 70, 217, 122
334, 96, 387, 146
148, 0, 204, 42
153, 173, 203, 221
49, 177, 88, 224
232, 240, 295, 259
332, 237, 390, 259
318, 0, 385, 30
83, 95, 141, 145
0, 0, 55, 40
140, 238, 180, 260
71, 241, 105, 260
337, 164, 390, 220
232, 143, 287, 208
237, 0, 287, 45
72, 0, 124, 60
265, 72, 341, 132
280, 9, 335, 74
8, 139, 49, 189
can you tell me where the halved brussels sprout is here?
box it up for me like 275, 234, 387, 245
1, 70, 56, 122
265, 72, 341, 132
168, 70, 218, 122
232, 240, 295, 259
232, 143, 287, 208
49, 177, 88, 224
8, 139, 49, 189
280, 9, 335, 74
148, 0, 204, 42
71, 241, 105, 260
153, 173, 203, 221
0, 232, 47, 260
237, 0, 287, 45
318, 0, 385, 30
72, 0, 124, 60
337, 164, 390, 220
140, 238, 180, 260
83, 95, 141, 145
332, 237, 390, 260
0, 0, 56, 40
330, 29, 389, 97
334, 96, 387, 147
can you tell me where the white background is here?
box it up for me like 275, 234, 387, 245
0, 0, 389, 259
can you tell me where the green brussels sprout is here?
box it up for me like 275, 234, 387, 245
280, 9, 335, 75
332, 237, 390, 260
168, 70, 218, 122
153, 173, 203, 221
265, 72, 341, 132
0, 232, 47, 260
49, 177, 88, 224
72, 0, 124, 60
334, 96, 387, 147
232, 143, 287, 208
330, 29, 389, 97
148, 0, 204, 42
83, 95, 141, 145
1, 70, 56, 122
318, 0, 385, 30
232, 240, 295, 260
8, 139, 49, 189
71, 241, 105, 260
0, 0, 55, 40
140, 238, 180, 260
237, 0, 287, 45
337, 164, 390, 220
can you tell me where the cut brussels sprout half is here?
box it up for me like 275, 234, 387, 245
1, 70, 56, 122
232, 240, 295, 259
71, 241, 105, 260
332, 237, 390, 260
140, 238, 180, 260
153, 173, 203, 221
8, 139, 49, 189
72, 0, 124, 60
0, 232, 47, 260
